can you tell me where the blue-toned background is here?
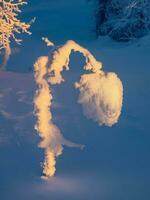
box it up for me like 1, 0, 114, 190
0, 0, 150, 199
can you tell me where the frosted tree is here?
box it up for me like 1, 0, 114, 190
34, 40, 123, 178
0, 0, 32, 69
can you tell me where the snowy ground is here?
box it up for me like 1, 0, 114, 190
0, 0, 150, 200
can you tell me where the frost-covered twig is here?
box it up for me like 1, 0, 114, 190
0, 0, 32, 69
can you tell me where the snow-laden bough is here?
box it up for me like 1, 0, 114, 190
75, 72, 123, 126
33, 40, 123, 178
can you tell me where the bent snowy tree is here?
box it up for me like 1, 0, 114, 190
0, 0, 32, 69
34, 40, 123, 178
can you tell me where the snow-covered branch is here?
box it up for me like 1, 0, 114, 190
95, 0, 150, 41
0, 0, 32, 69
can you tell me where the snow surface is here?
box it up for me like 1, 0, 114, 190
0, 0, 150, 200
